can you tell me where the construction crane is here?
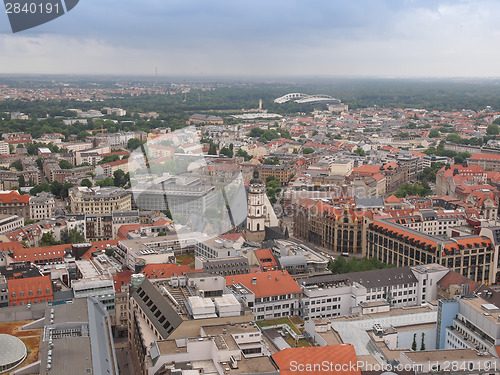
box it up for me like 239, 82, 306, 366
89, 123, 106, 136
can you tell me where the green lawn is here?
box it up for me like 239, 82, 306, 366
256, 317, 301, 335
284, 335, 312, 347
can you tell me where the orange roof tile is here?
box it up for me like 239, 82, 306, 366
225, 270, 301, 298
141, 263, 192, 279
0, 190, 29, 204
385, 195, 404, 203
217, 233, 246, 242
470, 153, 500, 161
7, 275, 53, 306
352, 165, 382, 175
272, 345, 361, 375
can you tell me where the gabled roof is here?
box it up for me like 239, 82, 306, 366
437, 270, 481, 292
0, 191, 29, 204
385, 195, 404, 203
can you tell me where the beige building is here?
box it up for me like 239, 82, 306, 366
330, 159, 353, 176
0, 141, 9, 155
29, 192, 56, 220
69, 186, 131, 214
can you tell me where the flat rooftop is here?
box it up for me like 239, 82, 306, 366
403, 348, 494, 363
461, 297, 500, 325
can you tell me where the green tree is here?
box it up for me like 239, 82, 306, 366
354, 147, 365, 156
454, 152, 472, 165
61, 182, 74, 199
412, 334, 417, 351
80, 179, 92, 188
208, 143, 217, 155
61, 227, 85, 244
127, 138, 145, 150
114, 169, 126, 187
428, 129, 441, 138
303, 147, 315, 155
420, 332, 425, 351
395, 183, 432, 198
41, 232, 59, 247
446, 133, 462, 144
29, 183, 51, 196
10, 159, 23, 171
236, 148, 251, 161
158, 231, 167, 236
163, 209, 173, 219
77, 130, 89, 141
18, 175, 25, 188
96, 177, 115, 187
105, 247, 114, 257
98, 155, 120, 164
58, 159, 73, 169
219, 146, 234, 158
487, 124, 500, 135
264, 156, 280, 165
50, 181, 62, 197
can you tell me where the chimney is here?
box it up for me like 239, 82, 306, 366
252, 277, 257, 285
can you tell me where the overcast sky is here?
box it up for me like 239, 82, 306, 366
1, 0, 500, 77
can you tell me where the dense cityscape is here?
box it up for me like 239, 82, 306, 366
0, 76, 498, 375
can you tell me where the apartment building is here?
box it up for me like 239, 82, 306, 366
225, 270, 302, 321
366, 219, 495, 284
468, 153, 500, 171
29, 192, 56, 220
294, 199, 364, 255
69, 186, 132, 214
259, 163, 295, 184
0, 214, 24, 234
0, 190, 29, 219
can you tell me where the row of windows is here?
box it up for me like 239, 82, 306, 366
256, 303, 290, 312
311, 305, 339, 313
12, 298, 50, 305
11, 288, 50, 298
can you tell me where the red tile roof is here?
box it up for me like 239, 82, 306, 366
218, 233, 246, 242
352, 165, 382, 175
141, 263, 193, 279
437, 270, 481, 292
272, 344, 361, 375
101, 159, 129, 168
0, 190, 29, 204
225, 270, 301, 298
113, 270, 134, 292
253, 248, 278, 270
117, 224, 152, 239
7, 275, 53, 306
12, 243, 70, 264
0, 241, 26, 252
385, 195, 404, 203
470, 153, 500, 161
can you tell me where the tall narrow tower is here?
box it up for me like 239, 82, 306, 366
246, 169, 266, 243
259, 99, 263, 111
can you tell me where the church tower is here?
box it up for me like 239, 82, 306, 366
246, 169, 266, 243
